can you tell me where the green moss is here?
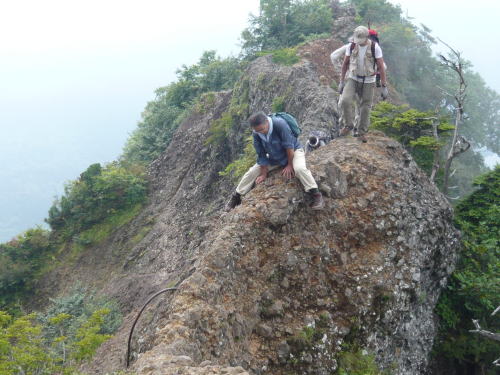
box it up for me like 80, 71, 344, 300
66, 204, 143, 262
272, 96, 286, 112
206, 77, 251, 146
256, 73, 267, 87
219, 136, 256, 181
272, 48, 300, 66
257, 48, 300, 66
206, 111, 233, 145
130, 225, 152, 246
287, 324, 327, 360
193, 92, 217, 114
337, 350, 387, 375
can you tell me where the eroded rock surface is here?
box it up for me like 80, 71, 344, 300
130, 133, 459, 375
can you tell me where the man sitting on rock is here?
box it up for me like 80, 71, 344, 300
338, 25, 388, 142
225, 111, 324, 211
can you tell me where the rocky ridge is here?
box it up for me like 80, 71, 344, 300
130, 133, 459, 375
31, 36, 460, 375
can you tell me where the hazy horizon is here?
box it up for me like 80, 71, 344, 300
1, 0, 498, 242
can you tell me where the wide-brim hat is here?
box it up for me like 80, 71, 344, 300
353, 26, 369, 44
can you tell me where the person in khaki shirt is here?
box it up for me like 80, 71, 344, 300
338, 26, 388, 142
225, 111, 324, 211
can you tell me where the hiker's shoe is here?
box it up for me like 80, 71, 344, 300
310, 192, 325, 210
225, 192, 241, 212
339, 127, 351, 137
359, 134, 367, 143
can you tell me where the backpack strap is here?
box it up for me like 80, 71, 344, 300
371, 40, 377, 70
350, 42, 356, 54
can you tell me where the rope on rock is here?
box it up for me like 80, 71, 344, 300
126, 287, 178, 367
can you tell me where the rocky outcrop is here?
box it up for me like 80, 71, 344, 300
32, 36, 460, 375
129, 133, 459, 375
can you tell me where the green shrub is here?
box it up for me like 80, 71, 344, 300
433, 166, 500, 373
219, 136, 256, 181
0, 228, 52, 310
206, 112, 234, 145
338, 349, 385, 375
370, 102, 454, 174
272, 47, 300, 65
46, 162, 147, 239
0, 305, 115, 374
123, 51, 242, 163
271, 96, 286, 112
257, 47, 300, 66
241, 0, 333, 55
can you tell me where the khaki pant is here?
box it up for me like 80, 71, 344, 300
236, 149, 318, 195
340, 78, 375, 135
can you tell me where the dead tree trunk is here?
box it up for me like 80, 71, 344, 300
469, 306, 500, 367
438, 40, 471, 196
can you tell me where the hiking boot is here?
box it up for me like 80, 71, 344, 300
225, 192, 241, 212
310, 192, 325, 210
359, 134, 367, 143
339, 127, 351, 137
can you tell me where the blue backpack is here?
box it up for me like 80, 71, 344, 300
270, 112, 302, 137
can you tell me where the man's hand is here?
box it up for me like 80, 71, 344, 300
338, 80, 345, 94
256, 174, 267, 184
281, 164, 295, 180
381, 85, 389, 100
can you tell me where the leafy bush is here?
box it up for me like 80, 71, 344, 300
241, 0, 333, 56
219, 136, 257, 181
123, 51, 242, 162
433, 166, 500, 373
46, 162, 147, 239
0, 228, 52, 310
0, 307, 113, 375
370, 102, 453, 174
271, 48, 300, 65
338, 349, 385, 375
271, 96, 287, 112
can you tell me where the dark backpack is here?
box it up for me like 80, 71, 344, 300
270, 112, 302, 137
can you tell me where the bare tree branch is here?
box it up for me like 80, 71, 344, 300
492, 306, 500, 316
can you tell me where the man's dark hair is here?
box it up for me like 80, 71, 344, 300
248, 111, 268, 127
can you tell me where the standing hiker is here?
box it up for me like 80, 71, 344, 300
337, 26, 388, 142
225, 111, 324, 211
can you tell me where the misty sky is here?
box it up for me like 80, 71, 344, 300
0, 0, 498, 242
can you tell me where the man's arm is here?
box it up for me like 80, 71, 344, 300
282, 148, 295, 179
253, 134, 269, 166
256, 165, 268, 184
340, 55, 350, 83
376, 57, 387, 86
253, 134, 270, 184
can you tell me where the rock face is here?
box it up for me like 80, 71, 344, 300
33, 37, 460, 375
129, 133, 459, 375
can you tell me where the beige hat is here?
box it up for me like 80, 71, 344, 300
353, 26, 369, 44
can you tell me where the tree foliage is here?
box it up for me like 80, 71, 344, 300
370, 102, 453, 174
46, 162, 147, 238
241, 0, 333, 56
0, 228, 52, 309
122, 51, 242, 162
433, 166, 500, 373
0, 308, 113, 375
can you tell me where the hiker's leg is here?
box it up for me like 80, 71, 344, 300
292, 149, 318, 192
358, 82, 375, 135
235, 164, 262, 195
236, 164, 279, 195
340, 79, 356, 130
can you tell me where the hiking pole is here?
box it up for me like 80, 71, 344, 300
126, 287, 178, 367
